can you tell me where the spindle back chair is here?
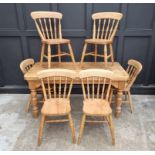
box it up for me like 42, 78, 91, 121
78, 69, 115, 145
31, 11, 75, 68
80, 12, 123, 65
37, 69, 76, 146
109, 59, 142, 113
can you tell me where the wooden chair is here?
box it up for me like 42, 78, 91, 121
80, 12, 123, 65
78, 69, 115, 145
31, 11, 75, 68
109, 59, 143, 113
37, 69, 76, 146
20, 58, 41, 112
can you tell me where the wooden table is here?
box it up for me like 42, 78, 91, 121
24, 62, 129, 118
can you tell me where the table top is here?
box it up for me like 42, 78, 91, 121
24, 62, 129, 82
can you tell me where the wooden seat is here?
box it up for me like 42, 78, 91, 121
83, 99, 112, 116
41, 98, 71, 115
109, 59, 143, 113
80, 12, 123, 65
20, 59, 42, 112
37, 69, 76, 146
78, 69, 115, 145
31, 11, 75, 68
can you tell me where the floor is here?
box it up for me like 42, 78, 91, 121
0, 94, 155, 151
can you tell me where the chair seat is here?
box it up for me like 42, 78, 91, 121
41, 98, 71, 115
85, 39, 112, 45
83, 99, 112, 116
42, 39, 70, 45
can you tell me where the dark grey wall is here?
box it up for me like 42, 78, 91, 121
0, 3, 155, 94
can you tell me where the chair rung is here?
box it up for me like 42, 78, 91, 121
45, 119, 69, 123
86, 120, 108, 123
43, 52, 70, 58
85, 52, 95, 56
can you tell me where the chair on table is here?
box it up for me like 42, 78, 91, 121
31, 11, 75, 68
78, 69, 115, 145
37, 69, 76, 146
20, 58, 41, 112
80, 12, 123, 65
109, 59, 143, 113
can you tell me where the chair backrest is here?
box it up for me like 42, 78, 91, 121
92, 12, 123, 41
79, 69, 114, 101
20, 59, 34, 74
31, 11, 63, 41
37, 69, 76, 100
126, 59, 142, 90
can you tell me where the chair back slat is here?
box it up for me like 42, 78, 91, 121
37, 69, 76, 100
31, 11, 63, 40
92, 12, 123, 41
126, 59, 142, 90
80, 69, 113, 101
20, 59, 34, 74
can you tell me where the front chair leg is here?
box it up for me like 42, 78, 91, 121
68, 43, 75, 63
80, 43, 87, 65
37, 115, 45, 146
77, 114, 86, 144
68, 113, 76, 144
25, 94, 31, 112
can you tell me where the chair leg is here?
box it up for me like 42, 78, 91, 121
58, 44, 61, 62
107, 115, 115, 145
127, 90, 134, 113
68, 43, 75, 63
94, 44, 97, 63
77, 114, 86, 144
25, 94, 31, 112
109, 89, 113, 106
37, 115, 45, 146
109, 44, 114, 64
68, 113, 76, 144
80, 43, 87, 65
104, 44, 108, 65
40, 43, 45, 66
47, 44, 51, 68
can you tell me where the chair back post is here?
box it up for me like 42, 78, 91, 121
20, 58, 34, 74
79, 69, 114, 101
126, 59, 143, 90
37, 69, 76, 101
31, 11, 63, 41
92, 12, 123, 41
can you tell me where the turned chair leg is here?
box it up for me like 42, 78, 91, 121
25, 94, 31, 112
80, 43, 88, 65
37, 115, 45, 146
68, 113, 76, 143
47, 44, 51, 68
109, 44, 114, 64
106, 115, 115, 145
58, 44, 61, 62
78, 114, 86, 144
68, 43, 75, 63
127, 90, 134, 113
40, 43, 45, 66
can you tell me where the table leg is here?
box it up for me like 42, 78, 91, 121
30, 88, 39, 118
115, 89, 123, 118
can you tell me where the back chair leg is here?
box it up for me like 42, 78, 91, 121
109, 44, 114, 64
40, 43, 45, 66
78, 114, 86, 144
68, 43, 75, 63
47, 44, 51, 68
127, 90, 134, 113
38, 115, 45, 146
106, 115, 115, 145
104, 44, 108, 65
109, 89, 113, 106
94, 44, 97, 63
25, 94, 31, 112
68, 113, 76, 144
58, 44, 61, 62
80, 43, 88, 65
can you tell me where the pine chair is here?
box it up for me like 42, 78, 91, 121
20, 58, 41, 112
80, 12, 123, 65
37, 69, 76, 146
78, 69, 115, 145
31, 11, 75, 68
109, 59, 142, 113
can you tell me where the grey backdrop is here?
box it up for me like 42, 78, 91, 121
0, 3, 155, 94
